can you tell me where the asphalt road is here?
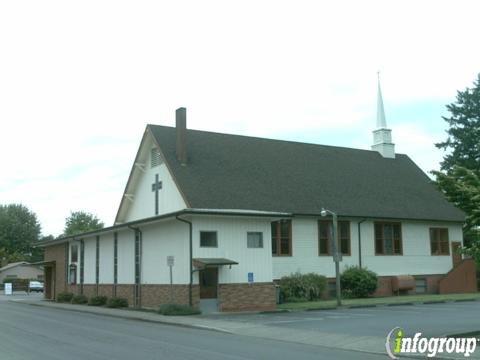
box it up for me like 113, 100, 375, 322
206, 300, 480, 338
0, 298, 386, 360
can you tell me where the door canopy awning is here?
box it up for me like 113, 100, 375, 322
193, 258, 238, 269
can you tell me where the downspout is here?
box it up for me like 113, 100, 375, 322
176, 215, 193, 307
128, 225, 142, 308
357, 219, 367, 269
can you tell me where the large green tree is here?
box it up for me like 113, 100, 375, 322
433, 74, 480, 244
64, 211, 104, 236
436, 74, 480, 173
0, 204, 41, 265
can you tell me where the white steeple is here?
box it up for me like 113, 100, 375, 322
371, 72, 395, 158
376, 73, 387, 128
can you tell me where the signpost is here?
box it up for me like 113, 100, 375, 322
167, 256, 174, 302
4, 283, 12, 296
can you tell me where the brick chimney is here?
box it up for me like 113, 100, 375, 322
176, 107, 187, 164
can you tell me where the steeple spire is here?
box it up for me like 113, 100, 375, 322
376, 72, 387, 128
371, 72, 395, 158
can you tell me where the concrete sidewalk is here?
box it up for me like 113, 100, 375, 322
9, 298, 477, 359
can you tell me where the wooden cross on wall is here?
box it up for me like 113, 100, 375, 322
151, 174, 162, 215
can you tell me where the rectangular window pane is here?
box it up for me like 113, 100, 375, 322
319, 221, 329, 239
431, 238, 439, 254
393, 238, 401, 254
341, 237, 350, 254
247, 232, 263, 248
280, 220, 290, 238
280, 237, 290, 255
384, 224, 393, 255
71, 245, 78, 263
271, 222, 277, 255
318, 221, 329, 255
200, 231, 217, 247
340, 221, 349, 239
375, 222, 402, 255
319, 238, 328, 254
430, 228, 449, 255
272, 220, 292, 255
440, 240, 449, 255
440, 229, 448, 242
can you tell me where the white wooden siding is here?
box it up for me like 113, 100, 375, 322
123, 149, 186, 222
272, 218, 359, 279
117, 230, 135, 284
83, 236, 96, 284
273, 218, 463, 279
99, 234, 114, 284
362, 221, 462, 276
141, 220, 190, 284
192, 215, 274, 284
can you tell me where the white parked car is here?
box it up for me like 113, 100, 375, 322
28, 281, 44, 293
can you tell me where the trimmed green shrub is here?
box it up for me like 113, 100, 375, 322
88, 295, 108, 306
158, 304, 201, 316
57, 292, 74, 303
106, 297, 129, 308
71, 294, 88, 304
341, 266, 378, 298
278, 272, 327, 302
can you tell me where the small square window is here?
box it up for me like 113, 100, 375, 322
200, 231, 218, 247
247, 232, 263, 248
415, 278, 427, 293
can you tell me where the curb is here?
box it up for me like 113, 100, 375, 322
278, 297, 480, 312
386, 302, 414, 307
258, 309, 291, 314
11, 300, 233, 334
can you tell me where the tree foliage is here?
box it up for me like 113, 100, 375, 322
436, 74, 480, 173
64, 211, 104, 236
435, 167, 480, 239
433, 74, 480, 245
0, 204, 41, 265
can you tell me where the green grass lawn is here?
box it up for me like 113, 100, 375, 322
277, 292, 480, 311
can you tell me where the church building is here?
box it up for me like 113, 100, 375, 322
40, 84, 477, 312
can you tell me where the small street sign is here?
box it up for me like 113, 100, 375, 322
4, 283, 12, 295
167, 256, 174, 267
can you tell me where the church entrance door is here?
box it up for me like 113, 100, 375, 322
199, 268, 218, 299
199, 268, 218, 313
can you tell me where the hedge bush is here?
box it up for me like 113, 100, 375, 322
88, 296, 108, 306
106, 297, 129, 308
57, 292, 74, 303
278, 272, 327, 302
71, 294, 88, 304
341, 266, 378, 298
158, 304, 201, 316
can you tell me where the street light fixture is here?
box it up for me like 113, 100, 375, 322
321, 207, 342, 307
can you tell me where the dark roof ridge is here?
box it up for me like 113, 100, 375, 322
147, 123, 408, 156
